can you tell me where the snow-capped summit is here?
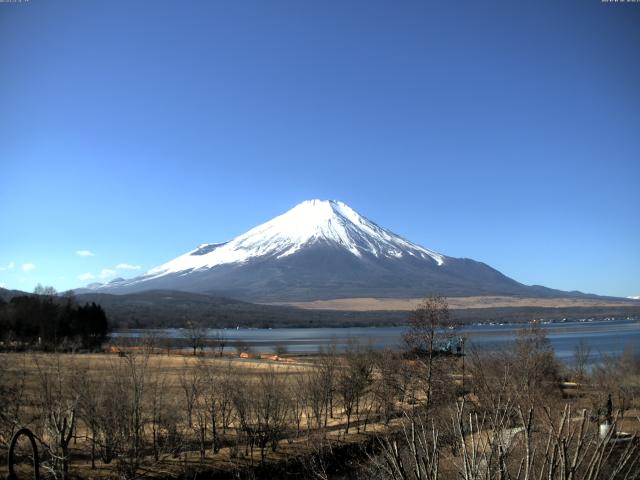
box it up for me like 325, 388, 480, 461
145, 199, 444, 279
88, 199, 547, 301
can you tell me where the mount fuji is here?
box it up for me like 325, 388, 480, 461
88, 200, 578, 301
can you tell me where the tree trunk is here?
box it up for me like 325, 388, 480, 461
91, 429, 96, 469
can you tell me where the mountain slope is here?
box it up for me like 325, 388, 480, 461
86, 200, 587, 301
146, 199, 445, 275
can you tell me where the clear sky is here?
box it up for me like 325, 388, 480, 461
1, 0, 638, 297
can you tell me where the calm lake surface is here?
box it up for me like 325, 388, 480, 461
112, 318, 640, 364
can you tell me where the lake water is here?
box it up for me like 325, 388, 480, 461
112, 318, 640, 365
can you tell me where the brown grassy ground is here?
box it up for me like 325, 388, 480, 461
0, 351, 393, 479
0, 351, 313, 389
2, 351, 638, 479
270, 295, 639, 311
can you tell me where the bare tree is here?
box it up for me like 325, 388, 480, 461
304, 433, 335, 480
255, 368, 289, 458
34, 283, 57, 297
179, 361, 200, 429
369, 411, 440, 480
186, 320, 207, 356
337, 344, 373, 434
217, 362, 236, 434
230, 376, 256, 463
212, 329, 227, 357
592, 344, 640, 421
373, 399, 640, 480
34, 354, 78, 480
201, 360, 225, 454
404, 296, 456, 411
374, 349, 405, 425
192, 367, 209, 462
616, 343, 640, 417
148, 367, 169, 462
467, 349, 518, 429
74, 368, 101, 469
289, 371, 307, 438
0, 357, 28, 449
108, 349, 151, 477
304, 368, 327, 431
94, 385, 119, 465
511, 324, 560, 408
317, 348, 337, 425
573, 340, 591, 383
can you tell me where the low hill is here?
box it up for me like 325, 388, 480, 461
3, 287, 638, 329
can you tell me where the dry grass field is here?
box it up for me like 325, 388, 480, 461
0, 351, 313, 393
271, 295, 640, 311
1, 331, 639, 480
0, 349, 410, 479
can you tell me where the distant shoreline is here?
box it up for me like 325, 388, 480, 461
112, 317, 640, 335
110, 318, 640, 359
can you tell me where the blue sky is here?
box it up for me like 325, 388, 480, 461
1, 0, 638, 297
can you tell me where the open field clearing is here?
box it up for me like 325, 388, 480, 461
0, 349, 424, 479
272, 295, 640, 311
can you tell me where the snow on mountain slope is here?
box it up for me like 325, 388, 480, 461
141, 199, 445, 281
88, 199, 595, 301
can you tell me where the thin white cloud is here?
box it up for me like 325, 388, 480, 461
21, 263, 36, 272
0, 261, 15, 271
98, 268, 116, 279
78, 272, 95, 281
116, 263, 141, 270
76, 250, 95, 257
